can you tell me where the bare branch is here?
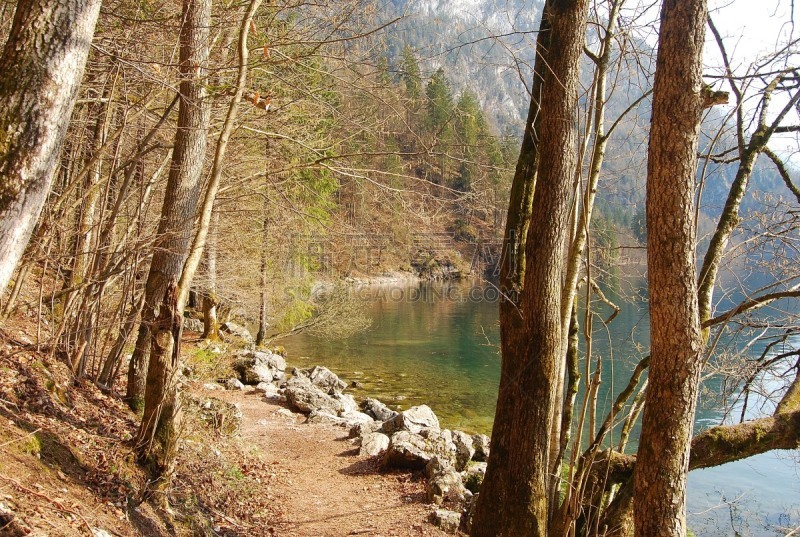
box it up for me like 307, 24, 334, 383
702, 286, 800, 329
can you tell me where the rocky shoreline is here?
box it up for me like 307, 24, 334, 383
209, 347, 489, 534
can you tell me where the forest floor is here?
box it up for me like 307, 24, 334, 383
0, 319, 455, 537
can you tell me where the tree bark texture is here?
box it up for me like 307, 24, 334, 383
0, 0, 102, 294
471, 0, 590, 534
201, 208, 220, 340
633, 0, 707, 535
134, 0, 211, 487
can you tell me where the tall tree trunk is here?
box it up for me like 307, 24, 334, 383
134, 0, 211, 496
201, 209, 220, 340
123, 151, 172, 408
633, 0, 707, 535
0, 0, 102, 294
68, 91, 111, 375
178, 0, 261, 327
99, 290, 145, 387
127, 320, 150, 410
552, 1, 625, 508
471, 0, 590, 535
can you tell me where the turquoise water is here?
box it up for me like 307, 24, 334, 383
285, 283, 503, 433
282, 280, 799, 536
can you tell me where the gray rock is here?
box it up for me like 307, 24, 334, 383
358, 432, 390, 456
426, 465, 466, 505
424, 455, 452, 479
264, 351, 287, 371
383, 404, 440, 434
464, 493, 478, 534
225, 378, 245, 391
233, 350, 286, 385
472, 433, 490, 461
420, 428, 458, 465
284, 376, 344, 415
381, 430, 457, 470
203, 382, 223, 391
462, 462, 487, 493
361, 397, 398, 421
451, 430, 475, 471
296, 365, 347, 394
306, 409, 373, 428
333, 393, 358, 414
431, 509, 461, 534
182, 317, 204, 333
306, 410, 348, 426
381, 431, 434, 470
255, 382, 280, 398
220, 321, 254, 342
349, 420, 383, 439
340, 411, 374, 425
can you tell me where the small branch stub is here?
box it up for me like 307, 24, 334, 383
702, 85, 729, 108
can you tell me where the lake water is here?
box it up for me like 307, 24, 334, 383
283, 280, 800, 536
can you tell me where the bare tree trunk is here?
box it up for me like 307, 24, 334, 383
0, 0, 102, 294
68, 91, 111, 375
99, 291, 145, 387
201, 209, 220, 340
134, 0, 211, 496
633, 0, 707, 535
177, 0, 261, 322
552, 1, 625, 508
127, 321, 150, 410
471, 0, 590, 535
123, 151, 172, 408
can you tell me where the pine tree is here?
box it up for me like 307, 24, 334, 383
400, 45, 421, 101
425, 67, 453, 133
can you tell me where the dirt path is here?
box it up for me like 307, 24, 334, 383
212, 389, 453, 537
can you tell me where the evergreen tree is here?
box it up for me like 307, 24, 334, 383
377, 55, 390, 86
425, 67, 453, 133
454, 90, 481, 191
455, 90, 480, 146
400, 45, 421, 100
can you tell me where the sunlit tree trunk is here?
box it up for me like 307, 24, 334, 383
633, 0, 707, 535
99, 290, 144, 387
471, 0, 590, 534
134, 0, 211, 496
0, 0, 102, 295
180, 0, 261, 339
201, 209, 220, 341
